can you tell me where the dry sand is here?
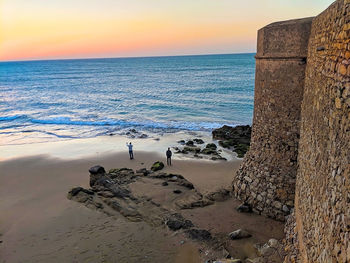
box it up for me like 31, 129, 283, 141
0, 137, 284, 263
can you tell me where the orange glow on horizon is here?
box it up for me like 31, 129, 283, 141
0, 0, 334, 61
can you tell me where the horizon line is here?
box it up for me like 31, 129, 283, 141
0, 51, 256, 63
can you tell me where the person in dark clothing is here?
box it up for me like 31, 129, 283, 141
126, 142, 134, 159
166, 147, 172, 165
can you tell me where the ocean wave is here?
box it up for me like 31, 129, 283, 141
0, 114, 25, 121
29, 116, 239, 131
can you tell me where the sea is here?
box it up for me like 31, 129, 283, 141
0, 53, 255, 145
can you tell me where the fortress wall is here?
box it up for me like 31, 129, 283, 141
233, 18, 313, 221
288, 0, 350, 262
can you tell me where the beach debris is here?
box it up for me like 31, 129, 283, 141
228, 229, 252, 240
151, 161, 164, 171
236, 203, 252, 213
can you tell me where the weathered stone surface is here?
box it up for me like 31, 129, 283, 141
233, 17, 313, 221
285, 1, 350, 262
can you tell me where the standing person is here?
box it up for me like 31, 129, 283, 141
126, 142, 134, 159
166, 147, 172, 166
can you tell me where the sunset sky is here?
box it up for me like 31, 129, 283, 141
1, 0, 334, 61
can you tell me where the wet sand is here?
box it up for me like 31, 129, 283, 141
0, 139, 284, 263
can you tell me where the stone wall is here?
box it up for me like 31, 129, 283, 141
233, 18, 313, 221
288, 0, 350, 262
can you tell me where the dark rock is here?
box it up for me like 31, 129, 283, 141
193, 138, 204, 144
89, 165, 106, 175
184, 146, 201, 153
140, 133, 148, 138
185, 140, 194, 146
228, 229, 252, 240
212, 125, 251, 157
210, 156, 227, 161
234, 144, 250, 158
130, 129, 137, 133
162, 181, 168, 186
185, 229, 212, 241
193, 154, 203, 159
136, 168, 150, 176
177, 140, 186, 145
173, 189, 182, 194
151, 161, 165, 171
109, 185, 131, 198
212, 125, 251, 141
236, 203, 252, 213
166, 213, 194, 231
205, 143, 217, 150
201, 148, 217, 155
68, 187, 94, 197
89, 165, 106, 187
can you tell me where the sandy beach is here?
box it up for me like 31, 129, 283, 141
0, 134, 284, 263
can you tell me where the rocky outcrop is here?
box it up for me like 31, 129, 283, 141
212, 125, 251, 158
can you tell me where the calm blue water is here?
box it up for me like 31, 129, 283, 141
0, 53, 255, 144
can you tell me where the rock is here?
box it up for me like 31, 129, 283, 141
236, 203, 252, 213
184, 146, 201, 153
162, 182, 168, 186
136, 168, 150, 176
193, 138, 204, 144
89, 165, 106, 186
177, 140, 186, 145
166, 213, 194, 231
206, 189, 231, 202
185, 140, 194, 146
140, 133, 148, 138
212, 125, 251, 157
234, 144, 250, 158
130, 129, 137, 133
173, 189, 182, 194
185, 229, 212, 241
205, 143, 217, 150
267, 238, 279, 248
201, 148, 218, 155
151, 161, 165, 171
228, 229, 252, 240
212, 125, 251, 142
68, 187, 94, 197
89, 165, 106, 175
211, 156, 227, 161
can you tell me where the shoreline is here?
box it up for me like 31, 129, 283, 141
0, 130, 238, 162
0, 130, 283, 262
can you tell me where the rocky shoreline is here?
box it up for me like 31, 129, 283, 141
68, 162, 284, 263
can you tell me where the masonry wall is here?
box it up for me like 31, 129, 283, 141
286, 0, 350, 262
233, 18, 313, 221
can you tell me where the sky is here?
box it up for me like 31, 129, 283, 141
0, 0, 335, 61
